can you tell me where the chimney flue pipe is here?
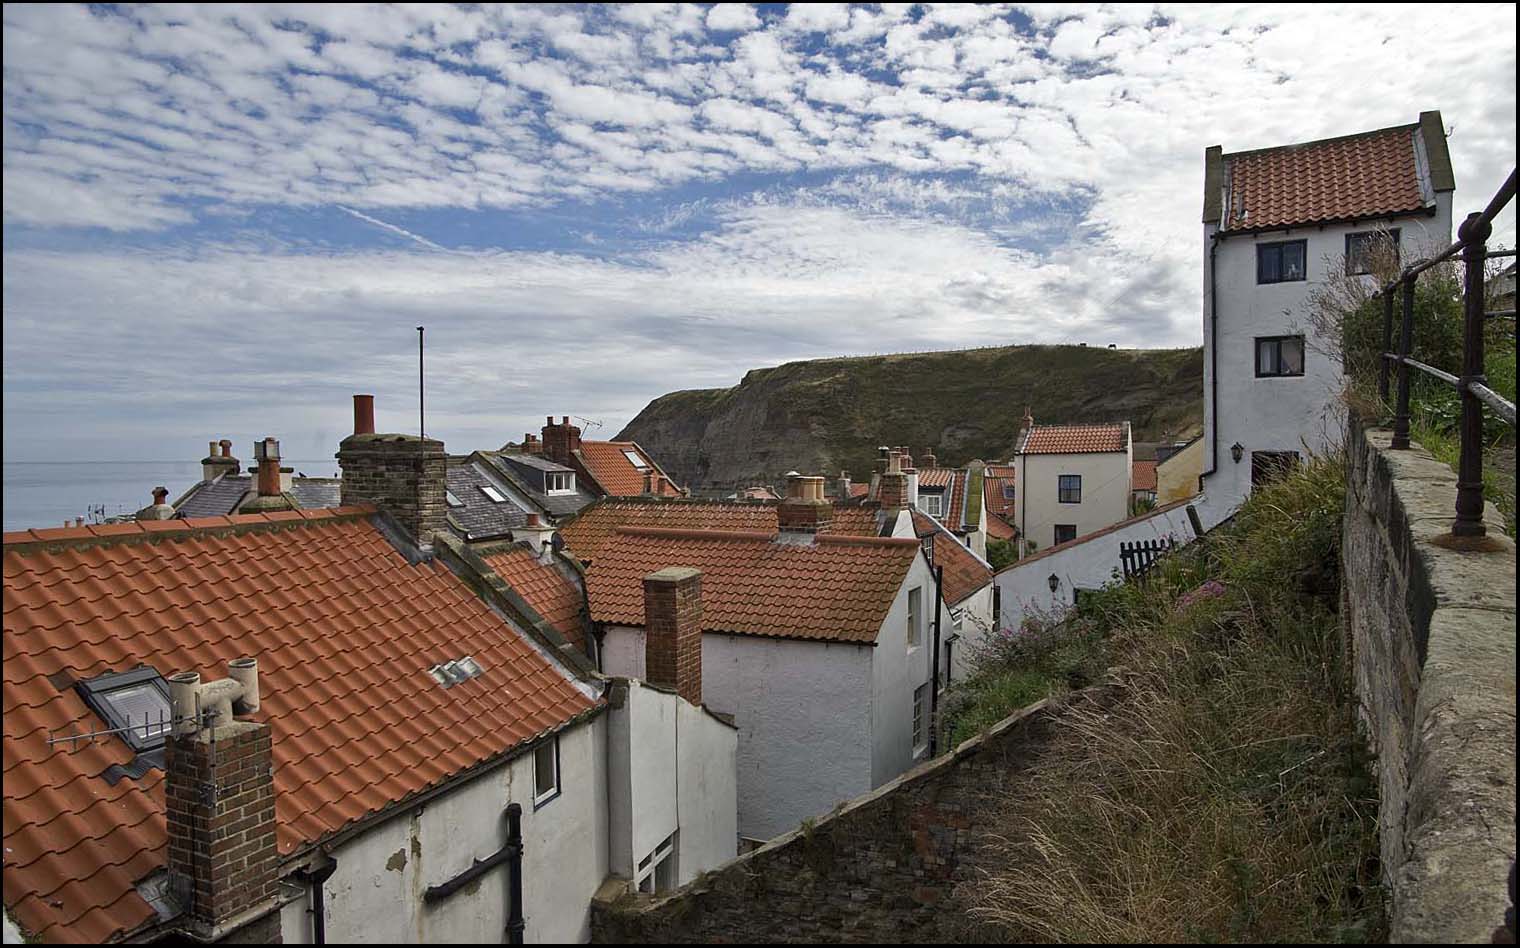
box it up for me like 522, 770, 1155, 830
353, 394, 375, 436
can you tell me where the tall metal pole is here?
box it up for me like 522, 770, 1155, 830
417, 326, 426, 440
1453, 212, 1491, 536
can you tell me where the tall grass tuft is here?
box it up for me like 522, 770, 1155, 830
958, 455, 1384, 943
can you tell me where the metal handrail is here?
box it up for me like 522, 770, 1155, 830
1375, 168, 1517, 538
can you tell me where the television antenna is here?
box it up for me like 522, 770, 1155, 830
573, 416, 603, 432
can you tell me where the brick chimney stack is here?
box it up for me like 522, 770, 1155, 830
777, 473, 832, 533
164, 661, 278, 939
837, 470, 851, 500
922, 448, 937, 469
541, 416, 582, 466
642, 567, 703, 706
337, 395, 447, 552
202, 440, 240, 483
878, 450, 909, 511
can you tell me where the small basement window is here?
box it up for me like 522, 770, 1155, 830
912, 684, 927, 753
622, 449, 649, 470
534, 736, 560, 808
635, 832, 678, 894
479, 484, 508, 503
1054, 524, 1077, 545
76, 668, 173, 753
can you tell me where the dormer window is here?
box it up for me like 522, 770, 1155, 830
544, 472, 575, 495
480, 485, 507, 503
919, 492, 944, 517
623, 449, 649, 470
76, 668, 173, 753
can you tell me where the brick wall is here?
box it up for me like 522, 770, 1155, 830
165, 721, 280, 937
541, 416, 582, 466
591, 689, 1109, 943
878, 472, 908, 511
1342, 422, 1515, 942
336, 433, 447, 550
642, 567, 702, 706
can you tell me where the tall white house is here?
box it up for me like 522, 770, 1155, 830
1012, 415, 1133, 551
1199, 111, 1455, 523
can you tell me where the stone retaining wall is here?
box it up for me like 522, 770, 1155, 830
1342, 424, 1515, 943
590, 689, 1108, 943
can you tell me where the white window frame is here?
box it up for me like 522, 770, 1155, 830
907, 586, 922, 649
622, 449, 649, 470
445, 489, 464, 508
912, 684, 927, 753
532, 737, 560, 808
544, 471, 575, 495
480, 484, 508, 504
919, 492, 944, 517
634, 831, 678, 894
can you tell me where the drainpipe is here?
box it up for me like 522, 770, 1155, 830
1204, 232, 1221, 479
293, 857, 338, 944
505, 803, 524, 945
929, 563, 944, 757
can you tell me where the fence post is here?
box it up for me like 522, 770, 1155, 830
1391, 276, 1416, 449
1452, 211, 1492, 537
1378, 291, 1394, 402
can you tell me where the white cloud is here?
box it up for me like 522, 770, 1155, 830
706, 4, 760, 33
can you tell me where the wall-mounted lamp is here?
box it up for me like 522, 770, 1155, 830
1230, 441, 1244, 464
1047, 573, 1060, 594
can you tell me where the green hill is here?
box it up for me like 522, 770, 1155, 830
617, 344, 1204, 489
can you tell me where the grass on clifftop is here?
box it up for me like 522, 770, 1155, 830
950, 455, 1384, 943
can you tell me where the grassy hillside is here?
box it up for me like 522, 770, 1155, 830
618, 344, 1203, 488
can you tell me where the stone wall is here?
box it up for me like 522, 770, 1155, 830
1342, 423, 1515, 943
591, 688, 1106, 943
335, 433, 447, 551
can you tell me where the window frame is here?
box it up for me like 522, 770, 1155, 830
1054, 524, 1078, 545
445, 489, 464, 508
1345, 228, 1400, 276
911, 684, 927, 754
543, 471, 575, 495
918, 491, 944, 517
635, 832, 678, 894
76, 667, 173, 753
1256, 239, 1308, 284
1254, 335, 1306, 378
1057, 474, 1082, 504
532, 735, 561, 809
1001, 483, 1016, 500
479, 484, 508, 504
907, 586, 922, 649
622, 449, 649, 470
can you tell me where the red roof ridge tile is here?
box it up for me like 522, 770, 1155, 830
815, 534, 919, 548
3, 506, 378, 553
614, 526, 776, 543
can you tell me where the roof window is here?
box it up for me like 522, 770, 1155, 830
445, 489, 464, 508
76, 668, 173, 753
623, 449, 649, 469
428, 655, 485, 688
480, 485, 508, 503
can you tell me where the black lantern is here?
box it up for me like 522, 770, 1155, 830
1047, 573, 1060, 594
1230, 441, 1244, 464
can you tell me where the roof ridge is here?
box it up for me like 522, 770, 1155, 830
815, 534, 919, 548
3, 505, 377, 552
1221, 120, 1418, 161
616, 526, 775, 542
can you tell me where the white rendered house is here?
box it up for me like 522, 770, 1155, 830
1198, 111, 1455, 523
1011, 415, 1133, 552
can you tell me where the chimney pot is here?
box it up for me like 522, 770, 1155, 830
526, 512, 541, 527
209, 440, 219, 458
353, 394, 375, 435
257, 439, 282, 497
218, 439, 232, 458
562, 416, 570, 425
153, 486, 169, 505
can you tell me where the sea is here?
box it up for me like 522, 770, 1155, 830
2, 460, 341, 533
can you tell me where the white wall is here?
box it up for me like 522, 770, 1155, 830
280, 717, 609, 945
1014, 449, 1131, 549
868, 555, 938, 786
948, 585, 995, 682
991, 502, 1200, 644
604, 678, 738, 888
602, 625, 877, 843
1201, 197, 1454, 521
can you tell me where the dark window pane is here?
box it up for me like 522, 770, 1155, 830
1282, 242, 1305, 280
1258, 245, 1280, 283
1054, 524, 1077, 544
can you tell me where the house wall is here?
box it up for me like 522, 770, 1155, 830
604, 678, 738, 888
992, 502, 1199, 639
948, 585, 995, 679
1155, 437, 1205, 505
1200, 196, 1453, 523
602, 626, 877, 843
279, 716, 609, 945
1014, 450, 1131, 550
868, 556, 938, 786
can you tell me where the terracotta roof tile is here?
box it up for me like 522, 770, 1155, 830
584, 528, 919, 643
560, 499, 880, 564
3, 513, 596, 943
918, 468, 972, 530
984, 468, 1016, 519
482, 545, 588, 649
1222, 124, 1426, 232
1132, 460, 1158, 492
575, 441, 683, 497
1018, 424, 1127, 455
909, 511, 992, 606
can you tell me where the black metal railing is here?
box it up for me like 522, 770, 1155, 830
1376, 169, 1517, 538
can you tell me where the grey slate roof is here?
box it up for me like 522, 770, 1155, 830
480, 451, 597, 518
174, 475, 252, 518
446, 462, 529, 540
289, 478, 342, 510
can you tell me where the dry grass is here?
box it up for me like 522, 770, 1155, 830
957, 456, 1384, 943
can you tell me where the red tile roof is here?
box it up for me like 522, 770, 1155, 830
910, 511, 991, 607
3, 511, 596, 943
1132, 460, 1158, 492
585, 528, 920, 643
576, 441, 683, 497
1221, 124, 1427, 233
482, 545, 588, 650
560, 499, 880, 564
984, 466, 1016, 520
986, 513, 1017, 541
1018, 424, 1127, 455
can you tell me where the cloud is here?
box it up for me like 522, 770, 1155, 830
706, 4, 761, 33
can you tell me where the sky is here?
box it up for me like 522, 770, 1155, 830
3, 3, 1516, 463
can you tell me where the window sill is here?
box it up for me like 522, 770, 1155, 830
532, 787, 560, 811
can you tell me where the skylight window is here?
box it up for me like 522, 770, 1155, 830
445, 489, 464, 508
480, 485, 507, 503
76, 668, 173, 753
623, 449, 649, 469
428, 655, 485, 688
